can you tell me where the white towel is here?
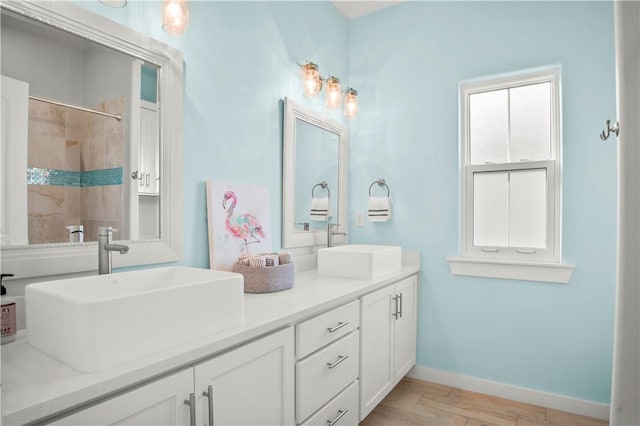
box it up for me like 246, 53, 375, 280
264, 254, 279, 267
310, 197, 330, 221
368, 196, 391, 222
249, 255, 266, 267
278, 251, 293, 265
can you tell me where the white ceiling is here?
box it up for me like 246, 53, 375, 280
331, 1, 405, 19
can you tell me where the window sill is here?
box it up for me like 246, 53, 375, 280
447, 257, 575, 284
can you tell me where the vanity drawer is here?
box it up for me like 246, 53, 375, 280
300, 380, 359, 426
296, 300, 359, 359
296, 331, 359, 423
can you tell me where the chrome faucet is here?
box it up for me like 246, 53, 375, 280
98, 226, 129, 275
327, 223, 347, 248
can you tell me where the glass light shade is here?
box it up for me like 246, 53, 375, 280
163, 0, 189, 35
301, 62, 321, 98
99, 0, 127, 7
344, 88, 358, 118
325, 76, 342, 109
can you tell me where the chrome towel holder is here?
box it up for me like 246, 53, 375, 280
369, 178, 390, 197
312, 181, 330, 198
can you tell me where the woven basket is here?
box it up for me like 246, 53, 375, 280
234, 262, 295, 293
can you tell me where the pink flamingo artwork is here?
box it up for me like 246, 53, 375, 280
222, 190, 266, 247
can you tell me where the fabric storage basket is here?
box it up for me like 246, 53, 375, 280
234, 262, 295, 293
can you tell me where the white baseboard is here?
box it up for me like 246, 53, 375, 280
407, 366, 610, 421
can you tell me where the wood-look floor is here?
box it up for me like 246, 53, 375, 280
360, 378, 608, 426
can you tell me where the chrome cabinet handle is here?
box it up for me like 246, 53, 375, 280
183, 393, 196, 426
327, 408, 349, 426
146, 172, 150, 187
327, 321, 349, 333
202, 385, 214, 426
327, 355, 349, 369
399, 292, 403, 319
481, 247, 499, 252
392, 295, 400, 319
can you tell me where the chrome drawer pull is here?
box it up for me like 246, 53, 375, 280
327, 355, 349, 369
327, 408, 349, 426
392, 295, 400, 319
183, 393, 196, 426
202, 385, 214, 426
327, 321, 349, 333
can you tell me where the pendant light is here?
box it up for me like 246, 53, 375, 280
163, 0, 189, 35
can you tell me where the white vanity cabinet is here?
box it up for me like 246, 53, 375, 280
138, 100, 159, 196
49, 369, 193, 425
48, 327, 294, 426
194, 326, 295, 425
295, 300, 360, 425
359, 275, 417, 421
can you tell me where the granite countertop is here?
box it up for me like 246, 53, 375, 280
1, 263, 420, 425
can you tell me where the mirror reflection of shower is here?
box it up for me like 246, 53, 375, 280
1, 8, 161, 246
26, 97, 125, 244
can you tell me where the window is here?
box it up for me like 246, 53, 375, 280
457, 67, 565, 269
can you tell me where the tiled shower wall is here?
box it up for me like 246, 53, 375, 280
27, 97, 124, 244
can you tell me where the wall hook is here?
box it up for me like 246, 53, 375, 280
600, 119, 620, 141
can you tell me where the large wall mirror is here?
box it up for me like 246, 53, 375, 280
0, 1, 183, 278
282, 98, 348, 248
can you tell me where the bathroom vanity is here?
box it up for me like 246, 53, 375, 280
1, 256, 419, 425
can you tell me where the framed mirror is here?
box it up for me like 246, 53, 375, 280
282, 98, 348, 248
0, 1, 183, 278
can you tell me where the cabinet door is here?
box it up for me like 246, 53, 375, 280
139, 101, 159, 195
50, 369, 193, 425
359, 285, 394, 421
194, 327, 295, 426
393, 275, 417, 381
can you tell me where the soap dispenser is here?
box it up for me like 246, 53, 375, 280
1, 273, 16, 344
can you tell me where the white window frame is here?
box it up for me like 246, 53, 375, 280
449, 67, 575, 283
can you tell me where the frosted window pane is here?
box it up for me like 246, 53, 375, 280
510, 83, 551, 161
473, 171, 508, 247
509, 169, 546, 248
469, 90, 509, 164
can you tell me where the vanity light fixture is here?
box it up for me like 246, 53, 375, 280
300, 62, 358, 118
98, 0, 127, 7
162, 0, 189, 35
325, 76, 342, 110
344, 88, 358, 119
301, 62, 322, 98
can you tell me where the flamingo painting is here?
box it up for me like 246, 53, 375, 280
206, 182, 272, 271
222, 190, 266, 246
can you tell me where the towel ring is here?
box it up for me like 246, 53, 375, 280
369, 178, 390, 197
312, 181, 330, 198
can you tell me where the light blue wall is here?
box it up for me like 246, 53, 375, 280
348, 1, 617, 403
79, 0, 350, 266
82, 0, 617, 405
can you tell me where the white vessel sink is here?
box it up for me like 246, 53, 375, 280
26, 267, 244, 372
317, 244, 402, 279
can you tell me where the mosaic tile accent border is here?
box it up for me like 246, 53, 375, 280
27, 167, 123, 187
